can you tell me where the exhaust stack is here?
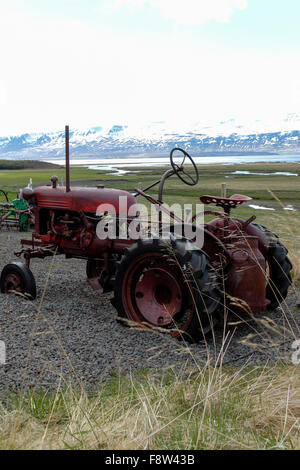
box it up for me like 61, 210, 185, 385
65, 125, 71, 192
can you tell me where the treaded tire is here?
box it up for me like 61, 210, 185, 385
111, 237, 221, 343
252, 224, 292, 310
0, 262, 36, 299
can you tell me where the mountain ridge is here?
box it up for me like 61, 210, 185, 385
0, 124, 299, 160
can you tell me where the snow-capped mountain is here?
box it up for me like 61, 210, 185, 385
0, 119, 299, 160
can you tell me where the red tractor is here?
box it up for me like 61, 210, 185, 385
0, 127, 293, 342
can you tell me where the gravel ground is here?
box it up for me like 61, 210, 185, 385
0, 231, 299, 394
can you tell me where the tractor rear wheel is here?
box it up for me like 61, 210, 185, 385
253, 224, 292, 310
111, 237, 221, 342
0, 262, 36, 299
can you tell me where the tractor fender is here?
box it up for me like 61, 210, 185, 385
207, 217, 270, 257
239, 220, 270, 256
170, 223, 230, 266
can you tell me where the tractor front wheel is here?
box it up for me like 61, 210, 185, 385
0, 262, 36, 299
111, 237, 221, 342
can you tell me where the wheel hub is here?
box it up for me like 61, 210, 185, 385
4, 273, 23, 294
134, 266, 183, 326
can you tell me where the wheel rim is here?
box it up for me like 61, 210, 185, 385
122, 253, 194, 337
3, 273, 24, 294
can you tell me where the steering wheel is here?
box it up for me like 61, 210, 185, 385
170, 148, 199, 186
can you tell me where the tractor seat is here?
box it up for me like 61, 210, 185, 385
200, 194, 252, 208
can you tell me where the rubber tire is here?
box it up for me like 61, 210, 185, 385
0, 262, 36, 300
111, 237, 221, 343
252, 224, 292, 310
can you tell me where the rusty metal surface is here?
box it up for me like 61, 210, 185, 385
23, 186, 136, 214
121, 253, 194, 336
65, 125, 71, 193
87, 277, 104, 293
2, 272, 24, 294
200, 193, 252, 207
205, 217, 271, 313
134, 264, 182, 326
225, 236, 270, 313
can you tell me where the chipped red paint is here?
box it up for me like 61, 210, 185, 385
225, 236, 270, 313
27, 186, 136, 213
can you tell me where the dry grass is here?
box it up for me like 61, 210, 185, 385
0, 363, 300, 450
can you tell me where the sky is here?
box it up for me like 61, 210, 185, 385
0, 0, 299, 136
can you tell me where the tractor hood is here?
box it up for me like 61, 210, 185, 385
23, 186, 136, 214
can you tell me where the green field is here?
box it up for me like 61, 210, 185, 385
1, 160, 299, 246
1, 160, 299, 202
0, 166, 98, 200
105, 162, 300, 203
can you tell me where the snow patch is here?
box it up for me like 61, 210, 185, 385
249, 205, 275, 211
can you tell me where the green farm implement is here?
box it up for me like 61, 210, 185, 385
0, 191, 33, 231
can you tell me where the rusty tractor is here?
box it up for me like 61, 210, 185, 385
0, 126, 293, 342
